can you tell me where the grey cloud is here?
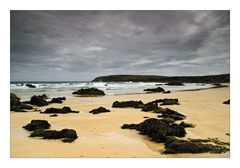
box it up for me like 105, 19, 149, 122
11, 10, 230, 81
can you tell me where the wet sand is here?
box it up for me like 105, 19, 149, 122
10, 87, 230, 158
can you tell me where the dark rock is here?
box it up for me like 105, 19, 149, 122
143, 87, 165, 92
42, 106, 79, 114
39, 94, 48, 99
179, 122, 196, 128
23, 120, 51, 131
143, 116, 150, 118
121, 124, 138, 129
30, 95, 48, 106
62, 138, 76, 143
157, 108, 186, 120
25, 83, 36, 88
29, 128, 78, 142
50, 98, 63, 103
122, 118, 186, 143
72, 88, 105, 96
165, 82, 184, 86
163, 90, 171, 94
160, 99, 179, 105
89, 107, 110, 114
161, 117, 175, 123
223, 99, 230, 104
10, 93, 33, 112
20, 103, 33, 109
163, 139, 229, 154
49, 114, 58, 117
112, 100, 144, 108
141, 103, 158, 112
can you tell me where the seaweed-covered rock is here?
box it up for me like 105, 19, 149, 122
179, 122, 196, 128
160, 99, 179, 105
23, 120, 51, 131
157, 108, 186, 120
143, 87, 165, 92
29, 128, 78, 142
141, 103, 158, 112
25, 83, 36, 88
223, 99, 230, 105
30, 95, 48, 106
10, 93, 33, 112
112, 100, 144, 108
89, 107, 110, 114
165, 82, 184, 86
122, 118, 186, 143
72, 88, 105, 96
163, 139, 229, 154
42, 106, 79, 114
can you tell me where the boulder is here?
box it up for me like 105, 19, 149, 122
223, 99, 230, 104
163, 139, 229, 154
72, 88, 105, 96
42, 106, 79, 114
29, 128, 78, 142
30, 95, 48, 106
10, 93, 33, 112
50, 98, 63, 103
25, 83, 36, 88
165, 82, 184, 86
89, 107, 110, 114
143, 87, 165, 92
122, 118, 186, 143
141, 103, 158, 112
112, 100, 144, 108
23, 120, 51, 131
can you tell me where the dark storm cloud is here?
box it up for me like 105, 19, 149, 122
10, 10, 230, 81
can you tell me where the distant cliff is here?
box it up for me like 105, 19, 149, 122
92, 74, 230, 83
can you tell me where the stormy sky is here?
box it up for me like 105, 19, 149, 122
10, 10, 230, 81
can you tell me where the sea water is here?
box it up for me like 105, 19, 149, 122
10, 81, 213, 101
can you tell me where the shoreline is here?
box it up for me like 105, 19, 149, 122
10, 87, 230, 158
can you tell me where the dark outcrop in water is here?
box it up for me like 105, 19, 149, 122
89, 107, 110, 114
29, 129, 78, 143
141, 103, 158, 112
30, 95, 48, 106
92, 74, 230, 83
112, 100, 144, 108
223, 99, 230, 104
143, 87, 165, 92
10, 93, 33, 112
163, 139, 229, 154
165, 81, 184, 86
42, 107, 79, 114
72, 88, 105, 96
23, 120, 51, 131
25, 83, 36, 88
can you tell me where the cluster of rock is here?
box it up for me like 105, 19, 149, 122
72, 88, 105, 96
10, 93, 33, 112
41, 106, 79, 114
23, 120, 78, 143
89, 107, 110, 114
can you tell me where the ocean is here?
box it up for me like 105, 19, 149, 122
10, 81, 213, 101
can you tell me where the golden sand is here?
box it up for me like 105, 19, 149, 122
10, 87, 230, 158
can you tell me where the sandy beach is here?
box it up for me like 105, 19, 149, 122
10, 86, 230, 158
